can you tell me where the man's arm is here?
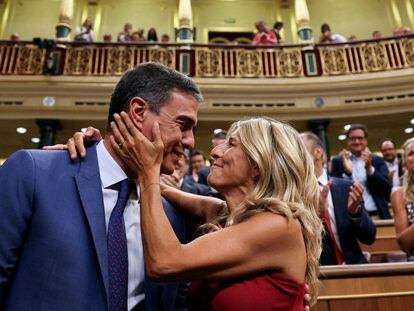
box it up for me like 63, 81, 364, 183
367, 156, 392, 196
0, 150, 35, 303
330, 156, 343, 178
353, 203, 376, 245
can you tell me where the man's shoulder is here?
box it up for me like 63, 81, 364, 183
331, 176, 353, 188
332, 154, 343, 161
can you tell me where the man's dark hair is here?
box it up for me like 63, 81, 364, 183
213, 130, 227, 140
321, 23, 330, 33
347, 124, 368, 138
301, 131, 324, 151
273, 22, 283, 30
190, 149, 205, 160
380, 138, 397, 150
107, 62, 203, 130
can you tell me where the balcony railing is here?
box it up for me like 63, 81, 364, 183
0, 34, 413, 78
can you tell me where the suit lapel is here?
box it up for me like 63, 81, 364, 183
75, 145, 109, 298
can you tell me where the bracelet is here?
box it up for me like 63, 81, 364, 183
141, 183, 160, 194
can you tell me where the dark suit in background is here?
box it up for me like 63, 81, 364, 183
320, 177, 376, 265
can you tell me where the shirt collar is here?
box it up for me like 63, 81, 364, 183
96, 140, 128, 189
317, 169, 329, 187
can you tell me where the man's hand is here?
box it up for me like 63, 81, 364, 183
362, 147, 373, 172
388, 170, 395, 183
161, 173, 181, 189
319, 180, 333, 218
348, 182, 364, 215
42, 126, 102, 160
341, 149, 353, 175
304, 283, 311, 311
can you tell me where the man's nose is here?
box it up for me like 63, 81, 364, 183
182, 130, 195, 149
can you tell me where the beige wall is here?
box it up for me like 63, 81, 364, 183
0, 0, 412, 42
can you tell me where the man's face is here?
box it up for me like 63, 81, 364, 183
347, 129, 367, 156
381, 141, 397, 162
141, 91, 198, 175
191, 154, 205, 173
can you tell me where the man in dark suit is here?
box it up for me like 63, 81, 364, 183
330, 124, 392, 219
0, 63, 202, 310
380, 139, 403, 188
301, 132, 376, 265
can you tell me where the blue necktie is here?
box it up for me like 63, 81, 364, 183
108, 179, 134, 311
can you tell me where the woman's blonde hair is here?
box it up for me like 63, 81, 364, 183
202, 117, 322, 304
402, 137, 414, 203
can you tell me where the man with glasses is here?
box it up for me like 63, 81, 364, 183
331, 124, 392, 219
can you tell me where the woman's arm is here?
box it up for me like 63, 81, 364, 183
161, 184, 225, 222
111, 113, 305, 282
391, 187, 414, 253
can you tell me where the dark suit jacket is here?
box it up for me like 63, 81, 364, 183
320, 177, 376, 265
181, 176, 214, 196
0, 145, 186, 311
330, 153, 392, 219
197, 167, 211, 186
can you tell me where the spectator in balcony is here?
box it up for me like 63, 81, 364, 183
103, 33, 112, 43
74, 18, 94, 42
319, 23, 346, 43
161, 34, 170, 43
393, 26, 412, 36
381, 139, 403, 188
147, 27, 158, 42
10, 32, 20, 42
372, 30, 382, 39
331, 124, 392, 219
391, 138, 414, 261
301, 132, 375, 265
132, 29, 145, 42
348, 34, 357, 41
252, 21, 278, 45
118, 22, 133, 42
273, 21, 284, 43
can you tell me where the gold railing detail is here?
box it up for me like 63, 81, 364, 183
0, 36, 413, 78
63, 45, 176, 76
0, 43, 44, 75
318, 36, 414, 75
194, 47, 304, 78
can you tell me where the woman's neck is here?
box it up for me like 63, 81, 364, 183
222, 184, 255, 212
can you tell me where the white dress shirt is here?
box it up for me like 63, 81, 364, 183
343, 153, 377, 212
96, 140, 144, 310
385, 158, 400, 187
318, 169, 343, 253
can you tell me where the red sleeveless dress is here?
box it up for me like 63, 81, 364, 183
189, 271, 305, 311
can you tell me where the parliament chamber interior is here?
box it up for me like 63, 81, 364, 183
1, 0, 414, 310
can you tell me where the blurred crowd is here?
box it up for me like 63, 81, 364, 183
8, 18, 412, 45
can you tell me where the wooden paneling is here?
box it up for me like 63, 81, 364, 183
314, 263, 414, 311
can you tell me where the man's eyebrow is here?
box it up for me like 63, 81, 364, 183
176, 115, 197, 127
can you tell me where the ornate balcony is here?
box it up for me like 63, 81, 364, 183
1, 34, 413, 78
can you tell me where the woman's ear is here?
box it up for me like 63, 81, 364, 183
128, 97, 148, 132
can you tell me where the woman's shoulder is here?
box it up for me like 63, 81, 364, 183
243, 211, 302, 240
391, 186, 404, 199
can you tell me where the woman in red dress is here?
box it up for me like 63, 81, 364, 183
108, 115, 322, 310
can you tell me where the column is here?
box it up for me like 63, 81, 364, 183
295, 0, 312, 43
177, 0, 193, 42
308, 120, 330, 158
36, 119, 62, 148
56, 0, 74, 40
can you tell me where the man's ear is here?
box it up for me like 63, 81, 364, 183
128, 97, 148, 132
